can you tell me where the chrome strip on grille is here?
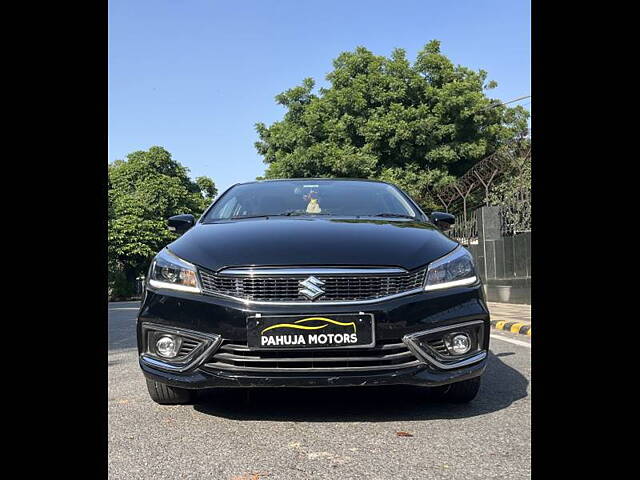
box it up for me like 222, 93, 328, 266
220, 267, 407, 275
198, 266, 427, 304
204, 340, 422, 373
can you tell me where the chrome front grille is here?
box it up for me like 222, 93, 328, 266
198, 267, 427, 303
203, 340, 422, 374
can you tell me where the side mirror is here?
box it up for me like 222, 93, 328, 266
430, 211, 455, 231
168, 214, 195, 234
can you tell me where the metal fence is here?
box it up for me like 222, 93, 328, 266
448, 209, 478, 247
438, 145, 531, 304
499, 192, 531, 237
450, 206, 530, 304
135, 276, 145, 297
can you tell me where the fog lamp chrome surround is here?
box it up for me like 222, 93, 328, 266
402, 320, 487, 370
140, 323, 222, 373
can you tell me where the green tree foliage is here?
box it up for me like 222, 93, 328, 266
195, 176, 218, 200
255, 41, 529, 210
108, 146, 215, 296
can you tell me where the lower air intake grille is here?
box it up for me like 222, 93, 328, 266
178, 338, 201, 357
203, 340, 421, 374
426, 339, 450, 357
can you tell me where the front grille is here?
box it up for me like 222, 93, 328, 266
198, 267, 427, 303
203, 340, 422, 374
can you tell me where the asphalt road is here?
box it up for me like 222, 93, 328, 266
108, 301, 531, 480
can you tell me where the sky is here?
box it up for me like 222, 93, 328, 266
109, 0, 530, 194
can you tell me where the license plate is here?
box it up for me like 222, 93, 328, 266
246, 313, 375, 349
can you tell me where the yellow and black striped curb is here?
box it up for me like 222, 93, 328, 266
491, 320, 531, 336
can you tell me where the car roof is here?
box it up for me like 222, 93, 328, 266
235, 178, 393, 187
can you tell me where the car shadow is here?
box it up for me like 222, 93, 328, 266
192, 351, 528, 422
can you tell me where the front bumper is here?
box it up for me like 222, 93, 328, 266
137, 282, 490, 389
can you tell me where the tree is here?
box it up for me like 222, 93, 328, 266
108, 146, 215, 296
195, 176, 218, 200
255, 40, 529, 210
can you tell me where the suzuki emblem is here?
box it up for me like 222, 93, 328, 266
299, 276, 326, 300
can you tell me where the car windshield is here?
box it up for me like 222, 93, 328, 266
203, 180, 418, 221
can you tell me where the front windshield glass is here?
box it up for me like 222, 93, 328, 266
203, 180, 418, 221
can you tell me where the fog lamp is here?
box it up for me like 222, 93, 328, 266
155, 335, 179, 358
445, 333, 472, 355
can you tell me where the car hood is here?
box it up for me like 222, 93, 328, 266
168, 217, 458, 272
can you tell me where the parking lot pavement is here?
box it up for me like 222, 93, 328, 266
109, 302, 531, 480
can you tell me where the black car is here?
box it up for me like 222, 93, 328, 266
137, 179, 489, 405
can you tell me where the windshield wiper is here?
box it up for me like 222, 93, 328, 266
371, 213, 416, 219
281, 211, 332, 216
227, 215, 274, 220
226, 212, 331, 220
205, 213, 301, 222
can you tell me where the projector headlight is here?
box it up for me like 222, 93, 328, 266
424, 246, 477, 291
148, 249, 201, 293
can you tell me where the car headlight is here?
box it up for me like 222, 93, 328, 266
424, 245, 477, 291
148, 249, 201, 293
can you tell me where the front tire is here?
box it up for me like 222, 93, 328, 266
145, 378, 194, 405
431, 376, 481, 403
